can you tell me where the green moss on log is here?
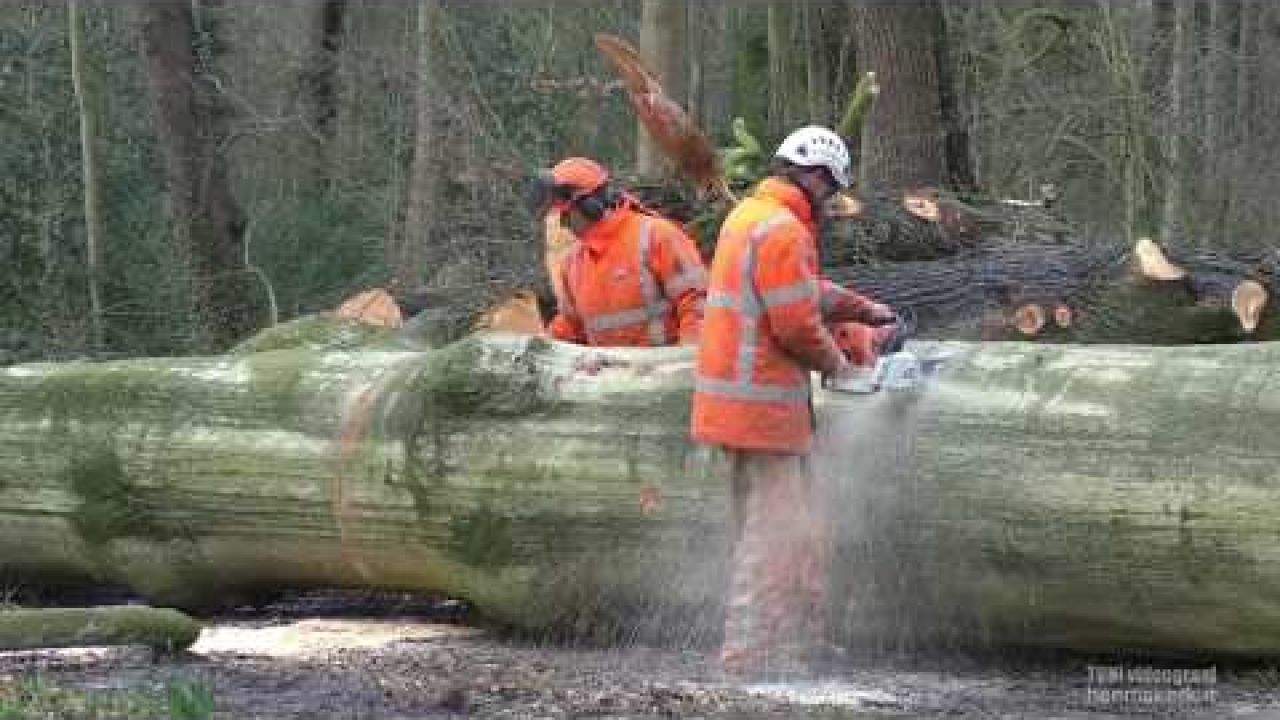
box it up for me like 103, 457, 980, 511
0, 606, 201, 651
65, 445, 178, 544
229, 314, 399, 354
448, 504, 516, 569
408, 337, 558, 419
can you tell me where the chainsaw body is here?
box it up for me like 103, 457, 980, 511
823, 308, 947, 394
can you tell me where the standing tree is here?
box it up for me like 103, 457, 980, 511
396, 0, 443, 291
67, 0, 105, 351
687, 2, 732, 141
300, 0, 346, 181
854, 0, 966, 193
766, 1, 801, 137
134, 0, 258, 351
1159, 0, 1194, 243
637, 0, 688, 178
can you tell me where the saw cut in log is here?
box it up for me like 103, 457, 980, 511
1232, 279, 1267, 333
1134, 236, 1188, 281
3, 336, 1280, 656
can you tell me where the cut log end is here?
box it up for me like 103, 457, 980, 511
903, 189, 941, 222
827, 193, 864, 219
1013, 304, 1047, 336
1053, 304, 1074, 329
1233, 280, 1269, 333
333, 289, 404, 329
1134, 236, 1188, 282
473, 291, 546, 335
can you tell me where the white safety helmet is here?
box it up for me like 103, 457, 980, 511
774, 125, 852, 189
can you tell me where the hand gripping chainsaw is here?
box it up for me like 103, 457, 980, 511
822, 307, 949, 394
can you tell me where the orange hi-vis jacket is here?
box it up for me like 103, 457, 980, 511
548, 205, 707, 346
692, 178, 881, 454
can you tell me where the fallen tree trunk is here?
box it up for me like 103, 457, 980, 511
1, 335, 1278, 655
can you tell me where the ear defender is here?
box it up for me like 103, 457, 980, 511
574, 183, 618, 222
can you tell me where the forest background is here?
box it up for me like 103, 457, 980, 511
3, 0, 1278, 362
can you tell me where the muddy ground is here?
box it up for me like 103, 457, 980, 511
0, 592, 1277, 719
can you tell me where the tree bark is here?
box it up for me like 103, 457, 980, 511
802, 2, 830, 126
300, 0, 346, 182
854, 1, 950, 193
134, 0, 258, 352
303, 0, 345, 144
2, 335, 1280, 654
396, 0, 442, 290
1159, 1, 1194, 244
68, 0, 105, 352
637, 0, 688, 179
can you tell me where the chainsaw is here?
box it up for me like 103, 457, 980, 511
822, 307, 948, 394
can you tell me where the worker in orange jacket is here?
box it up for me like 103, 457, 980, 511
530, 157, 707, 347
691, 126, 896, 679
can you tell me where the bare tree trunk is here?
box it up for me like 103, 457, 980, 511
765, 1, 797, 137
1160, 1, 1193, 243
68, 0, 105, 351
397, 0, 442, 290
855, 1, 950, 192
688, 2, 731, 140
1203, 0, 1238, 233
301, 0, 346, 182
1204, 0, 1237, 161
134, 0, 257, 352
637, 0, 687, 178
1226, 1, 1260, 234
934, 2, 974, 193
802, 2, 830, 125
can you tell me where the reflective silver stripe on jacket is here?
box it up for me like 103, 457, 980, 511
693, 376, 811, 404
696, 211, 807, 404
762, 279, 818, 310
636, 220, 668, 344
582, 219, 671, 344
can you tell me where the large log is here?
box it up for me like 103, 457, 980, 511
826, 238, 1278, 344
1, 333, 1278, 655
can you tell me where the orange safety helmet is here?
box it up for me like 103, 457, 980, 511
529, 157, 613, 218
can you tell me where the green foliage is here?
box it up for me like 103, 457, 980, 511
164, 678, 214, 720
721, 116, 767, 186
0, 675, 213, 720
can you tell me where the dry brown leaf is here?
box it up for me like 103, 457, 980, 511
594, 33, 728, 199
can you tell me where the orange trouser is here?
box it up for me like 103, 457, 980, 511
721, 450, 831, 676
